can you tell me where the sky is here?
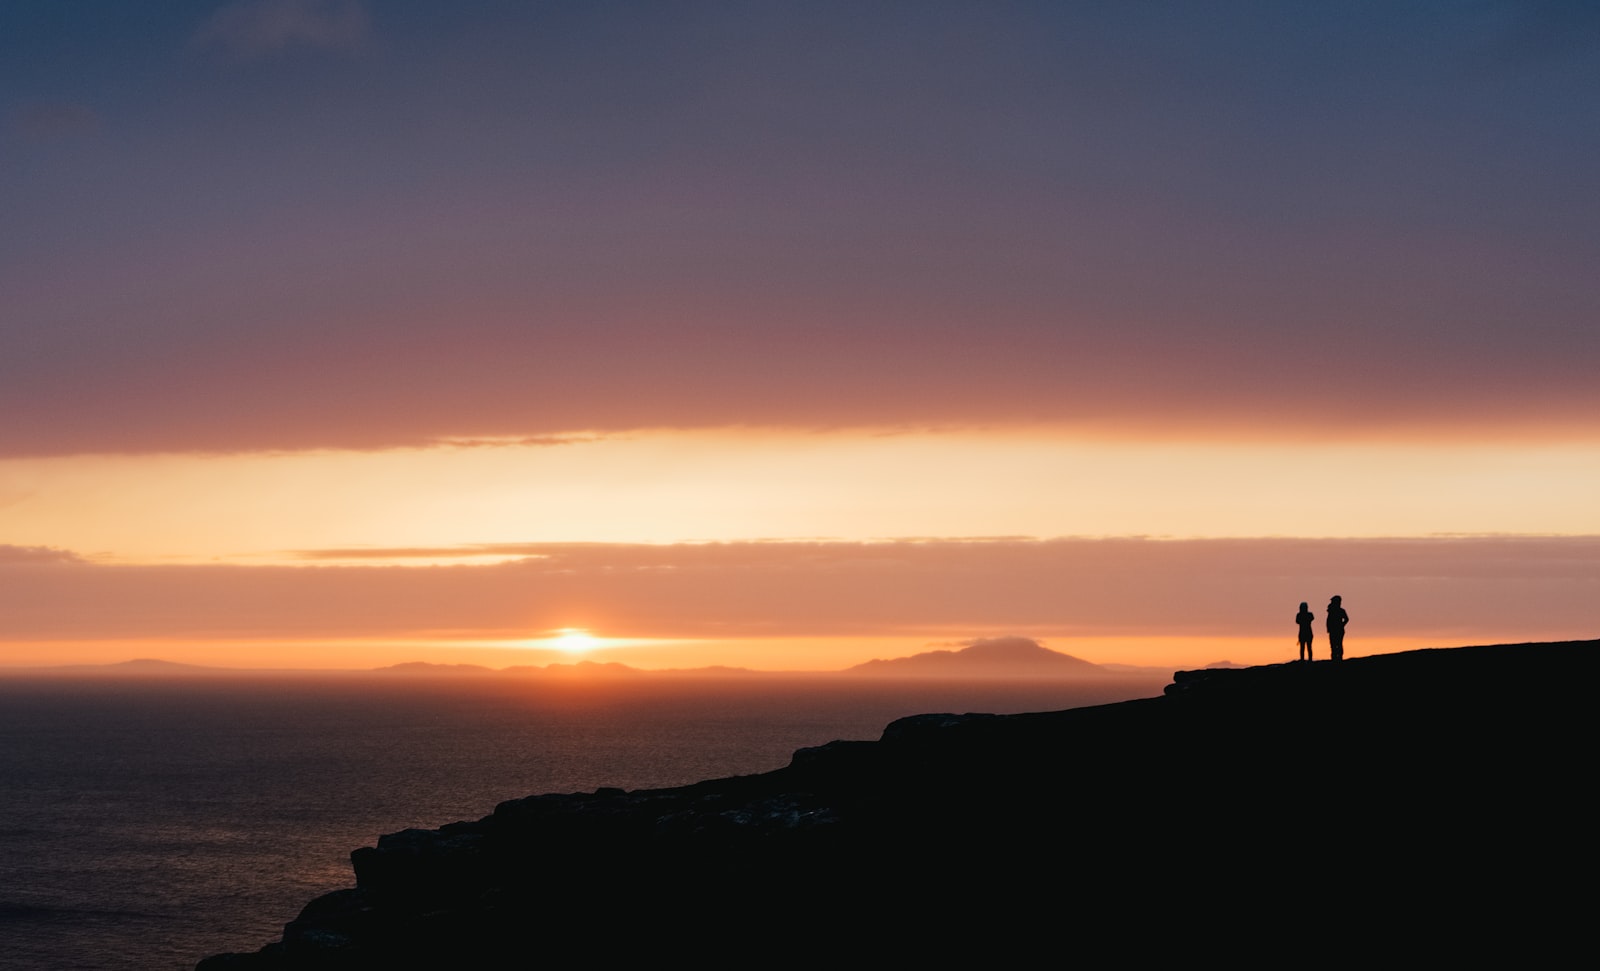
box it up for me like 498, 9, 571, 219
4, 0, 1598, 670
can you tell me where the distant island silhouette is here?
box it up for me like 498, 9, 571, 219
845, 636, 1110, 678
5, 638, 1165, 679
199, 639, 1596, 968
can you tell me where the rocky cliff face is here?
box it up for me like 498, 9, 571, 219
200, 641, 1596, 968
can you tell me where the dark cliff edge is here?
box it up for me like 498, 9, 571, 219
200, 641, 1597, 967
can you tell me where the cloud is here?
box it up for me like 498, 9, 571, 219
288, 544, 555, 561
429, 434, 611, 450
195, 0, 369, 57
957, 636, 1046, 651
0, 544, 82, 564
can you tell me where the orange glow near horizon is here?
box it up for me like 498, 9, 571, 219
5, 428, 1598, 675
4, 429, 1600, 566
0, 633, 1488, 675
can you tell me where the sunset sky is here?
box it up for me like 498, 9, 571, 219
4, 1, 1597, 670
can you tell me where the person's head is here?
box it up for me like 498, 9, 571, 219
1299, 602, 1308, 611
1330, 595, 1342, 604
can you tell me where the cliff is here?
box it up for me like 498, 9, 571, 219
200, 641, 1597, 967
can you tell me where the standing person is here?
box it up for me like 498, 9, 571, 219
1296, 602, 1315, 661
1326, 595, 1349, 661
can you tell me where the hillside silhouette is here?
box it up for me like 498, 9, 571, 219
202, 640, 1595, 967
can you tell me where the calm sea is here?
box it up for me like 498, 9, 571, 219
0, 673, 1166, 970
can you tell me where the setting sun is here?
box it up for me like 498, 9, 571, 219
550, 629, 599, 653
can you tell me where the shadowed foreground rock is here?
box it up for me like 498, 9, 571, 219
200, 642, 1596, 967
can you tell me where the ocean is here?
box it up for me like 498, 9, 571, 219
0, 673, 1167, 970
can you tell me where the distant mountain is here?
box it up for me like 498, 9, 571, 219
0, 658, 237, 677
107, 658, 220, 673
846, 636, 1108, 678
5, 648, 1135, 680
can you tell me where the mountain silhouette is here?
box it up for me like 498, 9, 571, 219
846, 636, 1106, 677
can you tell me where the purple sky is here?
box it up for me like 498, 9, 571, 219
5, 1, 1598, 455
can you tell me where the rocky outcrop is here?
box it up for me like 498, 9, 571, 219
200, 641, 1597, 967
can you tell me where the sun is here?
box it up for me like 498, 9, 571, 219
550, 628, 599, 653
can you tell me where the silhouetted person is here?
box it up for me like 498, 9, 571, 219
1296, 602, 1315, 661
1326, 595, 1349, 661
